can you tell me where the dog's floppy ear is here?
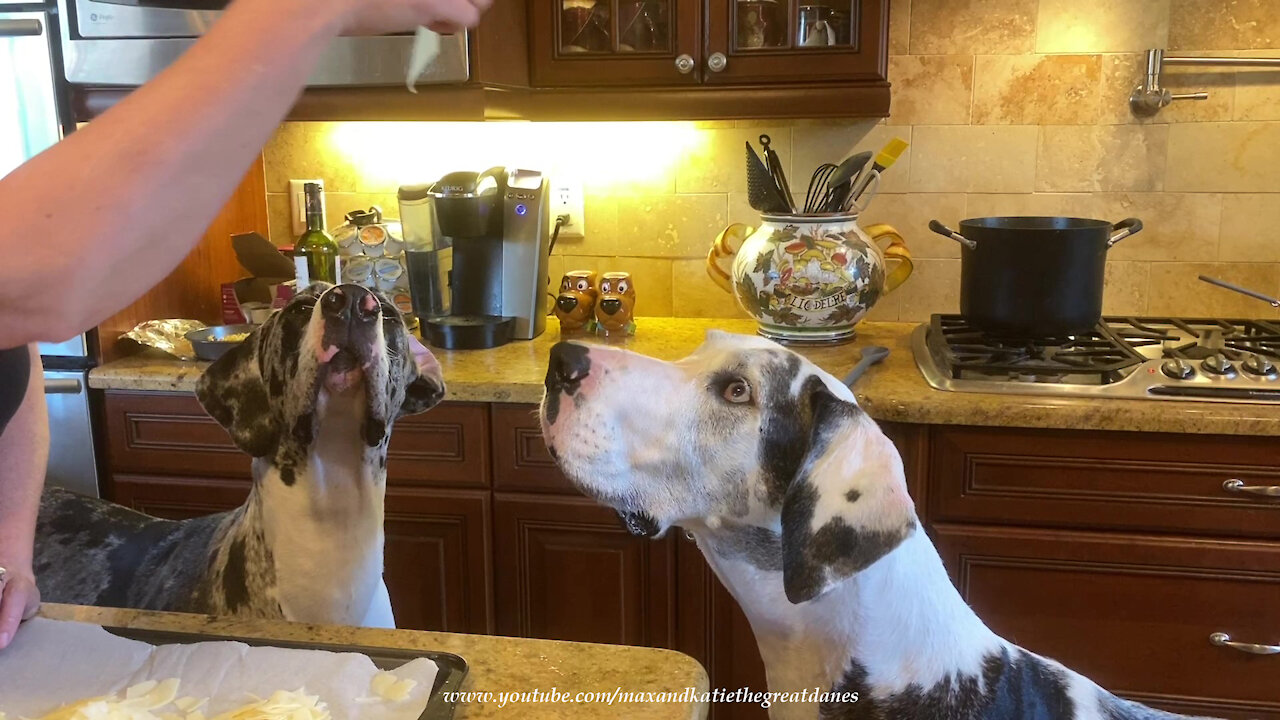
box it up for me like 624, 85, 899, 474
399, 367, 445, 418
779, 381, 917, 604
196, 332, 280, 458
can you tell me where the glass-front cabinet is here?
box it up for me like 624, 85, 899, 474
530, 0, 888, 88
530, 0, 702, 86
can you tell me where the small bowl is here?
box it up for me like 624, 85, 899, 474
185, 324, 255, 361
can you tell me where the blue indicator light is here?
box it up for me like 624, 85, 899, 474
515, 204, 528, 216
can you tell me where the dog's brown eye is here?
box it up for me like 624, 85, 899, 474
723, 379, 751, 404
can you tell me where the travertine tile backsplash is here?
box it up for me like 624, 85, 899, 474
263, 0, 1280, 321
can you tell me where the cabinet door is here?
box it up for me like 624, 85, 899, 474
934, 524, 1280, 719
383, 488, 493, 634
494, 493, 676, 646
704, 0, 888, 85
529, 0, 702, 87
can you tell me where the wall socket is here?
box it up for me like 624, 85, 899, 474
289, 179, 325, 235
551, 178, 585, 239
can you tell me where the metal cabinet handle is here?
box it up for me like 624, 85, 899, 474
707, 52, 727, 73
1210, 632, 1280, 655
675, 54, 695, 74
1223, 479, 1280, 498
0, 18, 43, 37
44, 379, 83, 395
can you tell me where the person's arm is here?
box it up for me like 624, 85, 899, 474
0, 345, 48, 649
0, 0, 487, 349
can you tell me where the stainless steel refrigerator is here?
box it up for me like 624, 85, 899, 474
2, 0, 100, 498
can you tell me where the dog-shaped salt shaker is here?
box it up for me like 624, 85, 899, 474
595, 272, 636, 338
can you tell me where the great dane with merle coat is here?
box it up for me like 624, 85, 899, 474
33, 283, 444, 628
540, 331, 1214, 720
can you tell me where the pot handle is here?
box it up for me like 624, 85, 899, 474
1107, 218, 1144, 247
863, 223, 914, 294
927, 220, 977, 250
706, 224, 753, 293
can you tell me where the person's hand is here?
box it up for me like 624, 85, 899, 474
331, 0, 493, 37
0, 564, 40, 650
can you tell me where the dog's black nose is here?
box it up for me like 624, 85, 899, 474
557, 295, 579, 314
546, 342, 591, 392
322, 285, 379, 323
599, 298, 622, 315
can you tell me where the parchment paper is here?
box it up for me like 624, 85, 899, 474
0, 619, 438, 720
405, 28, 442, 93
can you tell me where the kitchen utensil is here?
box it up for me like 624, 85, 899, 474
746, 141, 791, 213
1198, 275, 1280, 307
927, 216, 1143, 337
707, 215, 912, 344
805, 163, 837, 213
843, 345, 889, 387
759, 134, 794, 212
185, 324, 256, 361
821, 150, 872, 212
797, 4, 837, 46
104, 626, 468, 720
847, 138, 909, 211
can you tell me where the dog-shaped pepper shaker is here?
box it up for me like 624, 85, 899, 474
595, 272, 636, 338
555, 270, 599, 334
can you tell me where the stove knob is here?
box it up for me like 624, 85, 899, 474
1242, 354, 1278, 378
1201, 354, 1236, 377
1161, 358, 1195, 379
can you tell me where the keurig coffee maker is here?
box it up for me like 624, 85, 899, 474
403, 167, 551, 350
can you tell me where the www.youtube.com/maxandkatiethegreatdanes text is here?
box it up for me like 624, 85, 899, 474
441, 687, 859, 709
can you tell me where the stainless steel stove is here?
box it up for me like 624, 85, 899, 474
914, 315, 1280, 403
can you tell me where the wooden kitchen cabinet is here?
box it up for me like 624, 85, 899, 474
493, 492, 677, 645
98, 391, 1280, 717
934, 524, 1280, 719
523, 0, 891, 117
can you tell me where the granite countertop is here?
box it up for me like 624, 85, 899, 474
37, 604, 708, 719
88, 318, 1280, 436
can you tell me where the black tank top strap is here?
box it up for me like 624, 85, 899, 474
0, 345, 32, 437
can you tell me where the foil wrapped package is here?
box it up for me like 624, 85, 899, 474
122, 319, 208, 361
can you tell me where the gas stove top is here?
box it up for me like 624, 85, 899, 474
914, 315, 1280, 403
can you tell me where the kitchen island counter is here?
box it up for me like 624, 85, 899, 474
37, 604, 709, 720
88, 318, 1280, 436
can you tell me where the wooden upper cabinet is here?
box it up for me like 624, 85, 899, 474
530, 0, 702, 86
704, 0, 887, 84
527, 0, 891, 100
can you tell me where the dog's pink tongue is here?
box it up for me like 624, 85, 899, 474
318, 344, 341, 363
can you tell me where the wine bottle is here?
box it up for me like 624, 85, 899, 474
298, 182, 338, 285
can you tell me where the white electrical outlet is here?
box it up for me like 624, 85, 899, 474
551, 178, 585, 240
289, 179, 325, 236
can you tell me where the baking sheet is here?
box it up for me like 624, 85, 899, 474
0, 619, 440, 719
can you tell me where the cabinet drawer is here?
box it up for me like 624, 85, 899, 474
109, 474, 250, 520
491, 403, 577, 494
104, 392, 488, 488
930, 427, 1280, 539
104, 392, 251, 478
387, 403, 490, 488
935, 524, 1280, 719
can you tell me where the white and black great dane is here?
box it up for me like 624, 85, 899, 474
539, 331, 1216, 720
33, 283, 444, 628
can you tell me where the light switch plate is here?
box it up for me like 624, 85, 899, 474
289, 179, 325, 236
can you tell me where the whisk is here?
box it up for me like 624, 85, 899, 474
804, 163, 837, 214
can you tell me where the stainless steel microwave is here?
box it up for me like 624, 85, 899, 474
56, 0, 470, 87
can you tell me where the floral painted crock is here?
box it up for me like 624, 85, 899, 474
706, 214, 913, 344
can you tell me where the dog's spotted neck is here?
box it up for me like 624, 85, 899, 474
692, 520, 1001, 719
228, 384, 388, 625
